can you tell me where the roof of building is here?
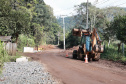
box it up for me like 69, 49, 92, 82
0, 36, 11, 42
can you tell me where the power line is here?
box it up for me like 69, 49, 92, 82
116, 1, 126, 7
55, 0, 126, 16
95, 0, 110, 6
71, 0, 79, 5
104, 1, 126, 8
93, 0, 99, 5
55, 7, 74, 13
95, 0, 126, 8
104, 0, 120, 8
54, 0, 79, 13
55, 0, 108, 14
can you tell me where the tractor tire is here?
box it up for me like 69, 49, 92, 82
92, 53, 100, 61
73, 50, 77, 59
77, 49, 84, 60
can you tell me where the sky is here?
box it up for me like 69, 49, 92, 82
44, 0, 126, 16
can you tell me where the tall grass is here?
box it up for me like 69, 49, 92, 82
101, 43, 126, 62
0, 41, 20, 73
0, 41, 9, 67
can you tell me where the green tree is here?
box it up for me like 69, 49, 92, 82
31, 23, 43, 46
65, 32, 80, 48
0, 0, 31, 42
109, 15, 126, 43
0, 0, 61, 47
103, 7, 126, 42
74, 2, 107, 31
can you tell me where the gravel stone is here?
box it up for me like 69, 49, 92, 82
0, 61, 59, 84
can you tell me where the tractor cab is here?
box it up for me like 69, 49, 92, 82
80, 33, 92, 52
72, 28, 104, 61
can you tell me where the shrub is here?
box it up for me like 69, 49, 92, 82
17, 34, 35, 51
0, 41, 9, 66
0, 41, 10, 73
101, 43, 126, 62
0, 41, 21, 73
59, 32, 80, 48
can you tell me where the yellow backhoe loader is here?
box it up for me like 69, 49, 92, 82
72, 28, 104, 61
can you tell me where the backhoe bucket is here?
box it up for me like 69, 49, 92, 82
72, 28, 88, 37
72, 28, 81, 37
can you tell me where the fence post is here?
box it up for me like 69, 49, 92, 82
122, 43, 124, 55
12, 43, 17, 55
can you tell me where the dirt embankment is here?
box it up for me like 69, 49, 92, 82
34, 45, 56, 50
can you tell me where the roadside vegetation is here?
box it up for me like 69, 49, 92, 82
101, 15, 126, 62
17, 34, 35, 52
0, 41, 9, 71
0, 0, 62, 72
0, 41, 20, 73
0, 0, 62, 46
101, 43, 126, 62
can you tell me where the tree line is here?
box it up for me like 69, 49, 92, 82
0, 0, 61, 48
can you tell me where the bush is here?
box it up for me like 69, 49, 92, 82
17, 34, 35, 51
0, 41, 10, 67
0, 41, 10, 73
59, 32, 80, 49
101, 43, 126, 62
0, 41, 21, 73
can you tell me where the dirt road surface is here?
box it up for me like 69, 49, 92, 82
24, 46, 126, 84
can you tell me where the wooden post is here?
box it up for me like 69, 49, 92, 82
122, 43, 124, 55
108, 39, 110, 48
118, 43, 121, 54
103, 42, 105, 52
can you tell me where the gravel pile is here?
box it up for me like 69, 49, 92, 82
0, 61, 59, 84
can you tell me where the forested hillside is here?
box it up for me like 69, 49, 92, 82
123, 7, 126, 11
0, 0, 61, 48
57, 16, 76, 31
57, 4, 126, 34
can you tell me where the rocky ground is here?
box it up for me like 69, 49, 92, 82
0, 61, 60, 84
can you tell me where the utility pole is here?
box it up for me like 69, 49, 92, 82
57, 32, 60, 45
86, 0, 89, 29
61, 15, 66, 50
93, 12, 96, 28
93, 0, 98, 28
63, 16, 65, 50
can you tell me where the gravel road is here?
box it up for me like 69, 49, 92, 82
0, 61, 59, 84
